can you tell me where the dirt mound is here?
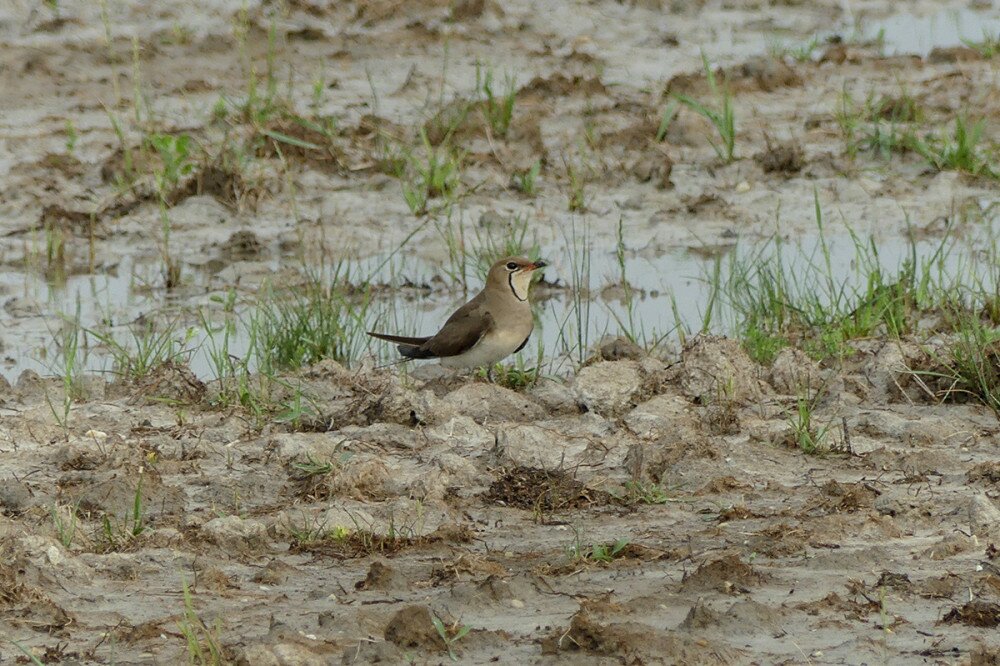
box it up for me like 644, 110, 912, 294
543, 611, 741, 663
483, 467, 606, 512
942, 601, 1000, 628
383, 605, 446, 650
680, 555, 766, 593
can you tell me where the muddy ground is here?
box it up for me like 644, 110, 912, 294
3, 0, 1000, 664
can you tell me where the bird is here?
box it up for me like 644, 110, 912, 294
368, 256, 547, 376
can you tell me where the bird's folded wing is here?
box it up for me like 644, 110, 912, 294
424, 303, 494, 358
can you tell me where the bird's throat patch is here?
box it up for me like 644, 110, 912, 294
508, 271, 530, 301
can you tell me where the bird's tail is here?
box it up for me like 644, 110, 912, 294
367, 331, 430, 346
367, 331, 437, 359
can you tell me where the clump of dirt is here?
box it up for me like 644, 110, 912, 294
0, 542, 74, 634
675, 336, 764, 405
814, 480, 880, 514
875, 570, 913, 592
896, 340, 1000, 406
519, 73, 607, 101
755, 140, 804, 174
181, 160, 258, 210
542, 611, 739, 664
483, 467, 607, 511
680, 555, 766, 594
871, 95, 921, 122
678, 599, 721, 630
255, 118, 344, 173
928, 46, 983, 63
796, 591, 880, 621
596, 337, 644, 362
942, 601, 1000, 628
291, 523, 470, 559
746, 523, 810, 557
383, 605, 446, 650
356, 560, 410, 591
224, 230, 264, 260
969, 462, 1000, 484
971, 646, 1000, 665
128, 360, 207, 404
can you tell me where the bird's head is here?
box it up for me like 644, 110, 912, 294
488, 256, 547, 302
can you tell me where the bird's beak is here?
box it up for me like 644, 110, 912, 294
528, 259, 548, 270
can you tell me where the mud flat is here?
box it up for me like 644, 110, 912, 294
4, 339, 1000, 663
2, 0, 1000, 663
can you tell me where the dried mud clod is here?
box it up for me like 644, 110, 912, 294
356, 560, 409, 592
290, 523, 471, 559
0, 541, 75, 634
674, 335, 766, 405
969, 462, 1000, 484
383, 605, 447, 650
812, 479, 881, 514
483, 467, 606, 512
129, 360, 207, 404
255, 118, 344, 174
754, 140, 804, 174
942, 601, 1000, 628
542, 611, 740, 664
680, 555, 766, 594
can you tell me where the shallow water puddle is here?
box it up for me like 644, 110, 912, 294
4, 218, 998, 382
864, 8, 1000, 56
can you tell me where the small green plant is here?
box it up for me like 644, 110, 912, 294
148, 133, 195, 194
655, 100, 679, 142
275, 385, 322, 430
178, 578, 227, 665
471, 212, 540, 279
146, 133, 195, 288
620, 481, 672, 505
610, 217, 640, 344
477, 362, 539, 389
789, 395, 829, 454
46, 310, 85, 431
64, 120, 78, 153
88, 320, 196, 382
211, 97, 229, 121
924, 316, 1000, 415
476, 65, 516, 138
291, 455, 335, 477
402, 130, 463, 215
552, 220, 593, 370
432, 615, 471, 662
673, 52, 736, 162
285, 513, 339, 547
769, 35, 820, 62
567, 163, 587, 212
568, 531, 631, 563
255, 265, 371, 371
51, 502, 80, 549
909, 116, 997, 179
512, 160, 540, 195
98, 473, 147, 550
962, 31, 1000, 58
8, 640, 45, 666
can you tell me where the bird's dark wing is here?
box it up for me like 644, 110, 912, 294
513, 333, 531, 354
421, 298, 494, 358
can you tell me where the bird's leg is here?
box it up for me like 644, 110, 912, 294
486, 365, 494, 383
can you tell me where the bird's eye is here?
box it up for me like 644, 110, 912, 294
506, 262, 518, 270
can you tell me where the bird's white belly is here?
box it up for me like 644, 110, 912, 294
440, 326, 530, 369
